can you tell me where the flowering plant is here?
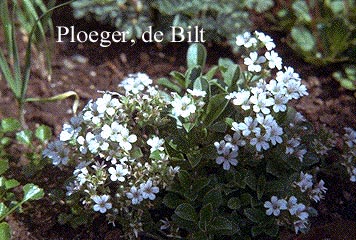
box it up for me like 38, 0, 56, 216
46, 31, 328, 238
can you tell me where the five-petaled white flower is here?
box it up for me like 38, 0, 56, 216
265, 50, 282, 70
140, 179, 159, 200
92, 195, 112, 213
147, 136, 165, 153
171, 94, 196, 118
215, 148, 238, 170
244, 52, 266, 72
108, 164, 129, 182
126, 186, 143, 205
264, 196, 287, 216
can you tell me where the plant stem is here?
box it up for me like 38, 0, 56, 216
18, 99, 27, 129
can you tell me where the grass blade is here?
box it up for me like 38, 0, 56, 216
26, 91, 80, 114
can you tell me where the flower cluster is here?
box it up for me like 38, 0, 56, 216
44, 73, 179, 238
215, 32, 308, 170
169, 89, 206, 129
44, 31, 333, 239
342, 127, 356, 182
264, 172, 327, 235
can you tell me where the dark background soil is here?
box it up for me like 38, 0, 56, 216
0, 5, 355, 240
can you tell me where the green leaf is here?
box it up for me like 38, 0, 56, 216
244, 208, 266, 223
326, 18, 350, 56
158, 77, 182, 92
207, 121, 227, 133
193, 77, 209, 92
175, 203, 198, 222
1, 118, 21, 132
211, 216, 233, 231
169, 71, 186, 87
292, 0, 312, 22
0, 203, 9, 219
22, 183, 44, 201
5, 179, 20, 190
199, 203, 213, 231
35, 125, 52, 143
251, 225, 264, 237
163, 193, 184, 209
203, 188, 223, 208
291, 26, 316, 52
16, 130, 32, 146
187, 152, 202, 168
219, 58, 240, 90
256, 175, 266, 200
185, 66, 202, 88
178, 170, 191, 189
0, 222, 11, 240
187, 43, 207, 69
240, 193, 252, 206
227, 197, 241, 210
205, 66, 218, 81
202, 94, 229, 126
0, 159, 9, 175
245, 170, 257, 191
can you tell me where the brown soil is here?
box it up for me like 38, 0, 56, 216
0, 6, 356, 240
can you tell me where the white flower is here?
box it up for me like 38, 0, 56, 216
296, 149, 307, 162
295, 172, 313, 192
344, 127, 356, 148
140, 180, 159, 200
96, 94, 121, 116
187, 89, 207, 97
126, 186, 143, 205
43, 141, 69, 165
267, 122, 283, 145
272, 93, 288, 112
255, 31, 276, 50
294, 203, 309, 220
232, 116, 259, 137
265, 51, 282, 70
108, 164, 129, 182
160, 218, 170, 230
214, 140, 228, 155
170, 94, 196, 118
250, 131, 270, 151
350, 167, 356, 182
276, 67, 301, 83
216, 148, 238, 170
310, 180, 327, 202
224, 131, 246, 151
236, 32, 257, 48
264, 196, 287, 216
287, 196, 298, 215
92, 195, 112, 213
117, 127, 137, 151
120, 73, 152, 94
83, 101, 103, 124
59, 116, 83, 142
294, 219, 308, 234
266, 79, 287, 96
286, 138, 301, 154
231, 90, 251, 110
249, 92, 275, 114
285, 80, 307, 100
244, 52, 266, 72
147, 136, 165, 153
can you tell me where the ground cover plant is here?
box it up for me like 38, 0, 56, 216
0, 118, 47, 240
268, 0, 356, 92
44, 32, 335, 239
70, 0, 273, 48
